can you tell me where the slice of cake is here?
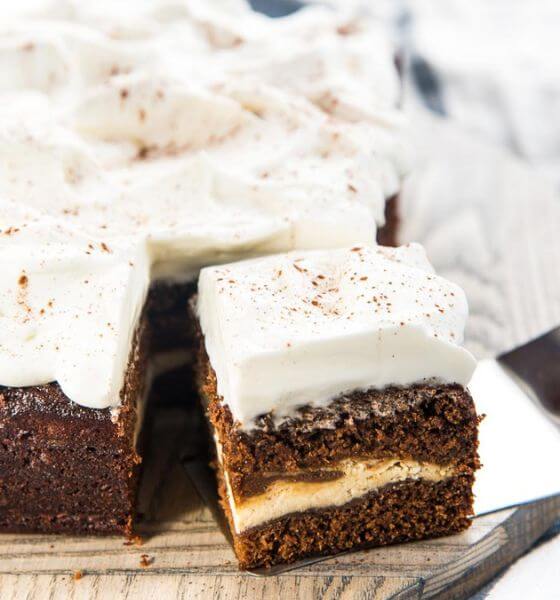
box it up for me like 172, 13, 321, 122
0, 205, 150, 534
195, 244, 479, 569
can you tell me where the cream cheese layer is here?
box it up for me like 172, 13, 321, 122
223, 456, 455, 533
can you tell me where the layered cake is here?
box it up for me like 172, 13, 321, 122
0, 2, 409, 534
195, 244, 479, 569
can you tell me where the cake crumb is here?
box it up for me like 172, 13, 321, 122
140, 554, 154, 568
124, 534, 144, 547
73, 570, 83, 581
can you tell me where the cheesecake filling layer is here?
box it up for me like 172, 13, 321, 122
222, 456, 456, 534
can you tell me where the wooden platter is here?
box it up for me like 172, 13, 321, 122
1, 114, 560, 599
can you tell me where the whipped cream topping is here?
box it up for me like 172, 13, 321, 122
0, 1, 408, 277
197, 244, 476, 427
0, 82, 400, 281
0, 0, 408, 408
0, 200, 150, 408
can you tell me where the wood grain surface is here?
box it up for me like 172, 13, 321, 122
1, 113, 559, 599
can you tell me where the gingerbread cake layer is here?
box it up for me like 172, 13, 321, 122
376, 194, 400, 247
0, 318, 149, 535
218, 466, 474, 570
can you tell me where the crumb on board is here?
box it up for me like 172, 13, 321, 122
73, 570, 83, 581
124, 534, 144, 547
140, 554, 154, 568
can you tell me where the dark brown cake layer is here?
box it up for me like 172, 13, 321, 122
147, 280, 198, 353
0, 317, 149, 535
196, 336, 480, 501
377, 193, 400, 247
217, 463, 474, 570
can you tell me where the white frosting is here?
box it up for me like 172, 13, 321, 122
197, 244, 476, 427
0, 2, 408, 272
0, 1, 408, 408
0, 201, 150, 408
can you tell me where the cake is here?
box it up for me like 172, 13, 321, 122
195, 244, 479, 569
0, 2, 408, 535
0, 206, 150, 533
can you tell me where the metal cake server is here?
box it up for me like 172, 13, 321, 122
472, 327, 560, 516
184, 327, 560, 576
498, 327, 560, 424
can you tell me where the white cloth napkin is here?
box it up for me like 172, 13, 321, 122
406, 0, 560, 187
